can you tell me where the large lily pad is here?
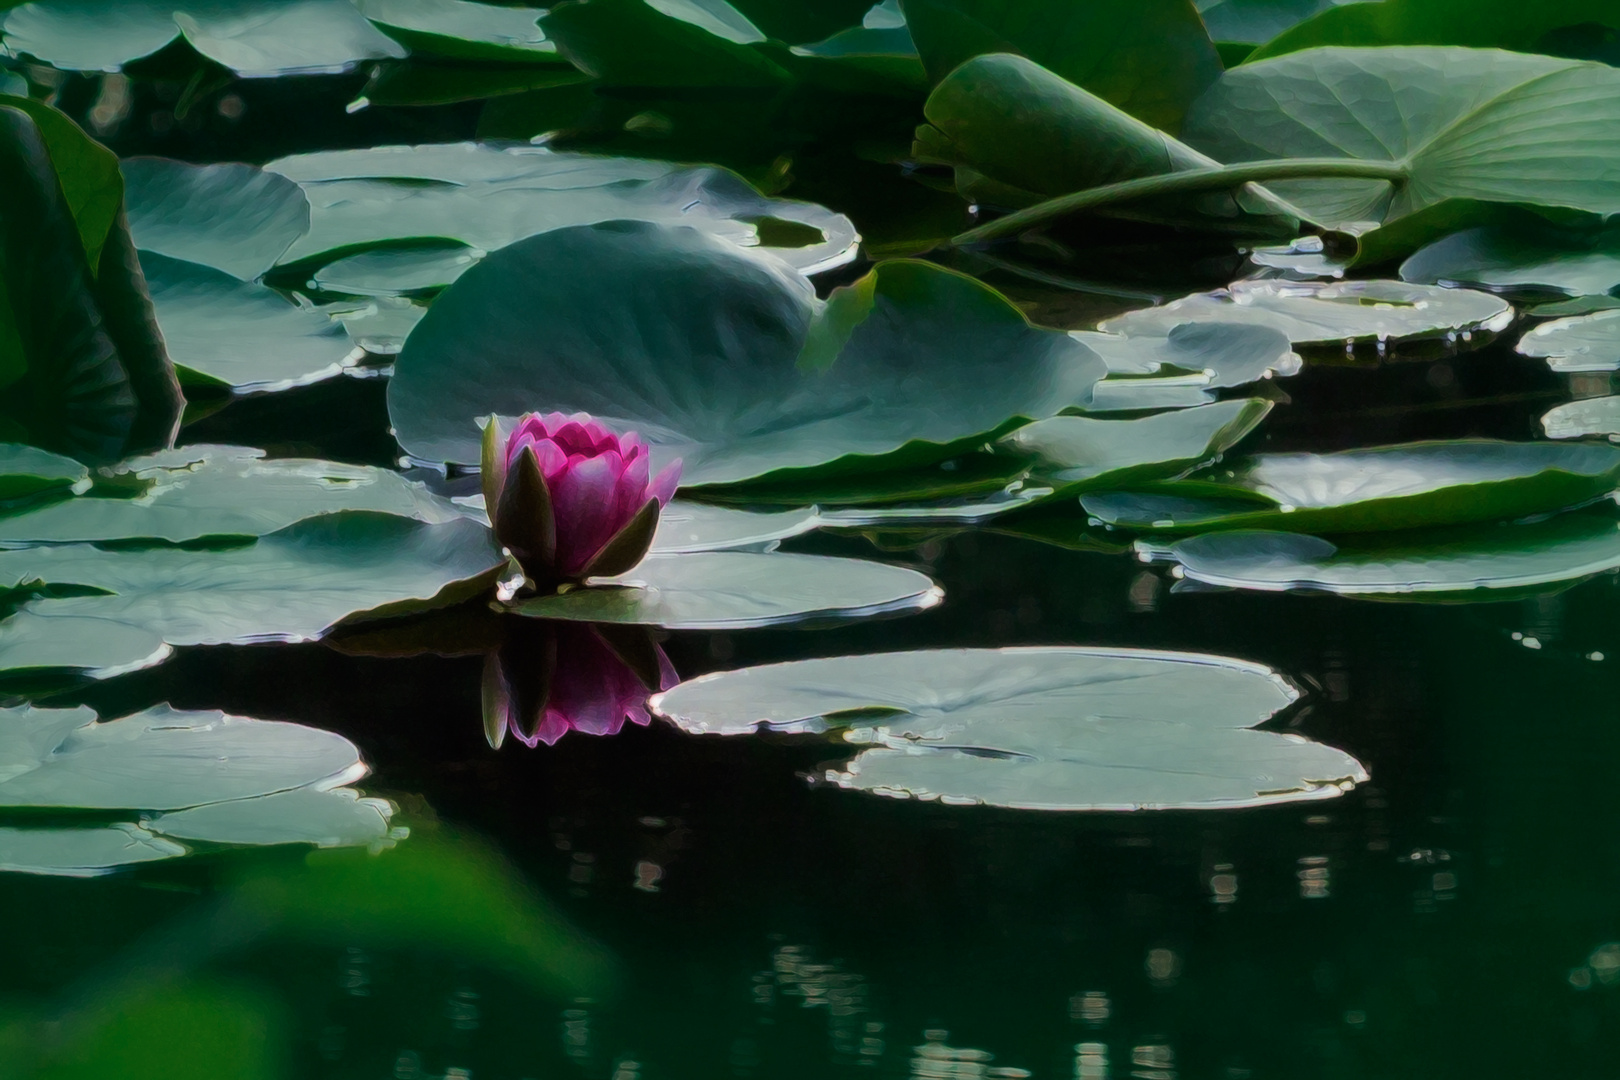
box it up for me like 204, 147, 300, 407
0, 446, 462, 544
1543, 396, 1620, 441
143, 253, 357, 393
150, 785, 394, 848
1006, 398, 1272, 500
0, 443, 86, 501
654, 647, 1367, 810
1517, 310, 1620, 373
389, 223, 1102, 485
1182, 47, 1620, 260
0, 513, 505, 675
509, 551, 942, 630
451, 496, 821, 553
1401, 223, 1620, 300
121, 158, 311, 281
1194, 0, 1366, 45
1080, 439, 1620, 534
1099, 280, 1514, 347
355, 0, 557, 61
900, 0, 1222, 131
0, 823, 185, 877
266, 143, 858, 278
1074, 321, 1300, 383
1160, 508, 1620, 596
0, 704, 361, 810
2, 0, 406, 77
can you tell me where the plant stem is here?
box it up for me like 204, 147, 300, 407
951, 158, 1408, 245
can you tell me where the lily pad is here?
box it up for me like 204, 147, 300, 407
1194, 0, 1367, 45
0, 443, 87, 501
509, 551, 941, 629
2, 0, 407, 77
0, 823, 185, 877
150, 786, 394, 848
1517, 309, 1620, 373
1160, 508, 1620, 596
0, 703, 362, 810
1182, 47, 1620, 261
311, 243, 483, 297
1074, 322, 1301, 383
1085, 378, 1219, 413
1543, 396, 1620, 441
389, 223, 1102, 485
1080, 439, 1620, 534
266, 143, 858, 278
1006, 398, 1272, 500
1099, 280, 1514, 347
1401, 223, 1620, 300
0, 446, 463, 544
355, 0, 557, 61
0, 513, 505, 675
143, 253, 357, 393
121, 158, 311, 282
653, 647, 1367, 810
3, 0, 408, 76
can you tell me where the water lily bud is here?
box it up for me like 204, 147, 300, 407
483, 412, 681, 591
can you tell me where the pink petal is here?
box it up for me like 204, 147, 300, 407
531, 710, 574, 746
548, 452, 627, 577
649, 459, 683, 505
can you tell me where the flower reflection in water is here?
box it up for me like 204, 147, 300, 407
483, 619, 677, 748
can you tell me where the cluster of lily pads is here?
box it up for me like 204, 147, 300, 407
0, 0, 1618, 858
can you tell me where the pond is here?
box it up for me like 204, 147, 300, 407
2, 2, 1620, 1078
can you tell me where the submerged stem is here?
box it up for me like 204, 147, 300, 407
951, 158, 1408, 246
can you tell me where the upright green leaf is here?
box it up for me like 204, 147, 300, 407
900, 0, 1221, 131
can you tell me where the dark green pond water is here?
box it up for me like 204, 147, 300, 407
16, 352, 1620, 1079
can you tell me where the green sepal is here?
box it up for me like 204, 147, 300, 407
493, 444, 557, 588
479, 414, 507, 514
578, 498, 661, 579
480, 652, 509, 750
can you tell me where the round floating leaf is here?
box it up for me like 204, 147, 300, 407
1007, 398, 1273, 501
1100, 279, 1513, 347
1081, 439, 1620, 534
2, 0, 406, 77
1543, 396, 1620, 441
0, 615, 170, 678
1163, 509, 1620, 596
355, 0, 557, 61
648, 502, 821, 553
1401, 223, 1620, 300
121, 157, 311, 281
150, 786, 394, 848
267, 143, 857, 278
390, 223, 1101, 485
0, 513, 505, 674
1517, 309, 1620, 373
311, 243, 482, 297
143, 253, 356, 392
0, 703, 362, 810
0, 443, 86, 500
1182, 47, 1620, 259
0, 822, 185, 877
330, 296, 425, 355
815, 485, 1049, 526
0, 446, 464, 544
509, 551, 942, 629
654, 647, 1366, 810
1085, 378, 1218, 413
1074, 322, 1301, 384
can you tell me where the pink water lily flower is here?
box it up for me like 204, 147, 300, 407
482, 412, 681, 591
